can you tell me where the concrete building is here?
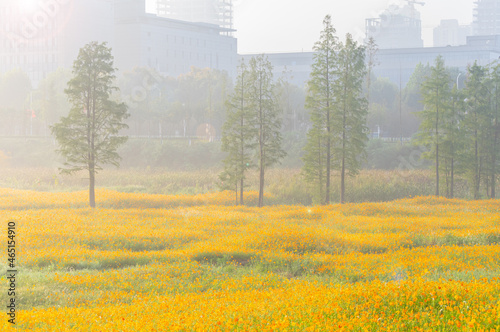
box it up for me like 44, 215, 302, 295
0, 0, 114, 86
114, 0, 237, 79
0, 0, 237, 87
433, 19, 472, 47
155, 0, 233, 34
366, 3, 424, 49
374, 35, 500, 87
473, 0, 500, 36
242, 35, 500, 89
239, 52, 314, 88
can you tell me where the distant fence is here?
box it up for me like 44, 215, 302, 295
0, 135, 408, 143
377, 137, 412, 143
0, 135, 221, 142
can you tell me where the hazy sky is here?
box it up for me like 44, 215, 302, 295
147, 0, 474, 54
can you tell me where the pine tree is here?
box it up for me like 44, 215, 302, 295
220, 60, 256, 205
365, 36, 378, 105
302, 110, 327, 204
463, 62, 490, 199
302, 15, 338, 204
417, 55, 451, 197
333, 33, 369, 204
441, 84, 465, 198
248, 55, 286, 207
488, 63, 500, 198
51, 42, 128, 208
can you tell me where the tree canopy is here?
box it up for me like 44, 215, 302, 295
51, 41, 129, 208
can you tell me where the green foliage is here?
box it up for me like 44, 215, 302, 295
366, 77, 419, 138
303, 17, 368, 204
415, 58, 500, 199
118, 67, 174, 134
365, 36, 378, 104
302, 15, 338, 205
462, 62, 492, 199
51, 42, 129, 207
485, 63, 500, 198
248, 55, 286, 207
333, 33, 369, 178
176, 67, 230, 132
416, 55, 452, 196
219, 60, 257, 204
0, 69, 32, 136
439, 85, 466, 198
33, 68, 72, 127
117, 67, 231, 140
404, 62, 431, 110
275, 69, 307, 132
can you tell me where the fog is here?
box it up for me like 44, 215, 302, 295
208, 0, 473, 53
0, 0, 491, 174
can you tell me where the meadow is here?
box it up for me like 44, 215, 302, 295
0, 167, 475, 204
1, 187, 500, 331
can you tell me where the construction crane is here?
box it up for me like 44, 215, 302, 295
406, 0, 425, 5
405, 0, 425, 22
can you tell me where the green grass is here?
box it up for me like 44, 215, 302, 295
0, 167, 489, 204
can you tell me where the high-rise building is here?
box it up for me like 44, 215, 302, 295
366, 3, 424, 49
0, 0, 114, 86
114, 0, 237, 79
0, 0, 237, 87
155, 0, 233, 34
473, 0, 500, 36
241, 35, 500, 89
434, 19, 472, 47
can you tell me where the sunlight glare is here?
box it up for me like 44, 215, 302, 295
20, 0, 39, 12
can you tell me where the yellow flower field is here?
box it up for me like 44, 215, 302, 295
1, 188, 500, 331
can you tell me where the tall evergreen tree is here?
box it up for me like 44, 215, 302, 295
302, 109, 327, 204
248, 55, 286, 207
51, 42, 128, 208
441, 84, 465, 198
488, 63, 500, 198
220, 60, 256, 205
463, 62, 490, 199
417, 55, 451, 197
365, 36, 378, 105
333, 33, 369, 204
302, 15, 338, 204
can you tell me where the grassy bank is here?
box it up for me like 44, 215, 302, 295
0, 167, 478, 205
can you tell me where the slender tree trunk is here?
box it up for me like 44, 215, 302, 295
341, 108, 346, 205
474, 126, 479, 199
340, 64, 348, 205
240, 117, 244, 206
366, 71, 371, 105
240, 70, 245, 206
89, 166, 96, 208
479, 156, 483, 197
326, 110, 331, 205
444, 165, 449, 198
451, 156, 454, 199
451, 98, 455, 199
475, 144, 479, 199
341, 154, 345, 204
318, 136, 323, 202
259, 157, 264, 207
87, 94, 96, 208
325, 51, 331, 205
492, 116, 498, 198
436, 143, 439, 196
258, 74, 264, 208
240, 178, 244, 205
435, 88, 439, 197
235, 182, 238, 206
